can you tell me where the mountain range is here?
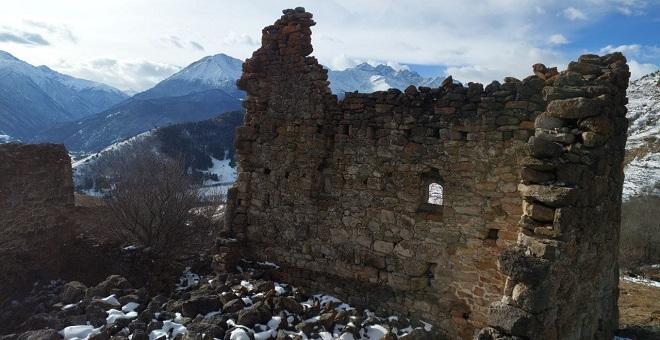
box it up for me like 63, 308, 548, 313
0, 51, 127, 140
33, 54, 245, 152
0, 51, 446, 152
328, 63, 443, 95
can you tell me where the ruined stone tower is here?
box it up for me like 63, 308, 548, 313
225, 8, 630, 339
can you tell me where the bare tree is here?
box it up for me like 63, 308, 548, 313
619, 195, 660, 270
107, 150, 219, 258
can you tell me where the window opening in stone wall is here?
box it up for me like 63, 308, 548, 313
428, 182, 443, 205
418, 169, 444, 214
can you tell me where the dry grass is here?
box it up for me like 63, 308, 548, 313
618, 278, 660, 339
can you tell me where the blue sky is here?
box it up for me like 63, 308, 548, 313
0, 0, 658, 91
410, 2, 660, 79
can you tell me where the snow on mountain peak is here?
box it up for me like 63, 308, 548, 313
36, 65, 123, 93
167, 53, 243, 85
328, 62, 442, 95
0, 51, 125, 95
0, 50, 19, 61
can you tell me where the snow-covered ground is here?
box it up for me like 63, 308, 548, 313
72, 130, 155, 169
624, 70, 660, 200
201, 156, 238, 197
623, 153, 660, 198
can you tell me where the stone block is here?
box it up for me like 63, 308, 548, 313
518, 184, 578, 208
373, 240, 394, 254
528, 136, 563, 158
546, 97, 602, 119
488, 301, 537, 338
522, 201, 555, 222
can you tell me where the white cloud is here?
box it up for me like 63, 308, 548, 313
549, 34, 569, 45
386, 61, 410, 71
190, 41, 204, 51
53, 58, 181, 92
329, 54, 360, 70
24, 20, 77, 43
0, 0, 655, 91
600, 44, 642, 55
628, 59, 659, 80
564, 7, 588, 20
220, 32, 258, 47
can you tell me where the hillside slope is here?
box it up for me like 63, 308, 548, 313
73, 110, 244, 195
623, 70, 660, 199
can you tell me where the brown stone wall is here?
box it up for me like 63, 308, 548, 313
0, 143, 75, 301
226, 8, 629, 339
0, 143, 74, 207
479, 55, 630, 339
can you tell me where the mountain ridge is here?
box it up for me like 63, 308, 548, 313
0, 50, 128, 140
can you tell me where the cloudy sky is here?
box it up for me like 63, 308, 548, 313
1, 0, 658, 93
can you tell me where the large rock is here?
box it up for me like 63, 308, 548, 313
15, 329, 60, 340
86, 275, 131, 298
237, 301, 272, 327
487, 302, 537, 338
181, 295, 221, 317
546, 97, 602, 119
498, 247, 550, 285
60, 281, 87, 304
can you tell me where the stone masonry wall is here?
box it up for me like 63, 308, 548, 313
478, 55, 630, 339
225, 8, 629, 339
0, 143, 75, 301
0, 143, 74, 207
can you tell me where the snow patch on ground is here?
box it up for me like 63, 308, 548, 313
176, 267, 200, 290
149, 319, 187, 340
59, 325, 102, 340
623, 152, 660, 199
622, 275, 660, 288
201, 156, 237, 197
72, 130, 154, 169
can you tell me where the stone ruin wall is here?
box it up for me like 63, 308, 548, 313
0, 143, 75, 301
0, 143, 74, 208
225, 8, 629, 339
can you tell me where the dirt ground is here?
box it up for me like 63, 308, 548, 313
618, 278, 660, 339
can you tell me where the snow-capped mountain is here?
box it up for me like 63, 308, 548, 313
623, 70, 660, 199
0, 50, 128, 139
35, 54, 244, 152
135, 53, 244, 100
328, 63, 443, 95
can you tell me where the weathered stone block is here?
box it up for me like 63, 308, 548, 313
487, 301, 537, 338
498, 247, 550, 285
518, 184, 578, 208
528, 136, 563, 158
546, 97, 602, 119
373, 240, 394, 254
522, 201, 555, 222
534, 112, 567, 130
